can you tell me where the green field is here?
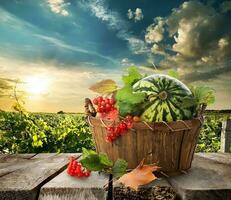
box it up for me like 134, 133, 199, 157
0, 111, 230, 154
0, 112, 94, 153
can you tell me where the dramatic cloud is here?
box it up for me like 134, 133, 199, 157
121, 58, 134, 66
127, 8, 144, 22
79, 0, 147, 54
144, 0, 231, 79
127, 9, 133, 20
134, 8, 144, 22
47, 0, 69, 16
34, 34, 116, 63
151, 44, 167, 56
220, 1, 231, 13
145, 17, 165, 43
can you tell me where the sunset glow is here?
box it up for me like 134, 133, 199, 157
25, 76, 50, 95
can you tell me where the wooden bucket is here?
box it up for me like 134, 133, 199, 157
85, 98, 205, 172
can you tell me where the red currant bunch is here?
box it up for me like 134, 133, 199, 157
67, 157, 91, 177
105, 115, 134, 143
93, 96, 116, 115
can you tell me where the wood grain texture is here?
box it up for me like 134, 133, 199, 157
0, 153, 80, 200
39, 171, 109, 200
196, 152, 231, 165
168, 154, 231, 200
89, 117, 202, 171
220, 119, 231, 153
0, 154, 37, 177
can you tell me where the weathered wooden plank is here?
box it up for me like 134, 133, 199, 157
168, 154, 231, 200
220, 119, 231, 153
113, 178, 176, 200
196, 152, 231, 165
39, 171, 109, 200
0, 153, 36, 162
0, 153, 80, 200
0, 154, 37, 177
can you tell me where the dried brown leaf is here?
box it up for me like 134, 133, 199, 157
117, 159, 160, 191
89, 79, 118, 94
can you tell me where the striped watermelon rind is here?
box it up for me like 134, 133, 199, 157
132, 74, 193, 122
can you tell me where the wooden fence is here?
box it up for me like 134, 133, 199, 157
220, 119, 231, 153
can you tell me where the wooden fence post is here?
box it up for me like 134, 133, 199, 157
220, 119, 231, 153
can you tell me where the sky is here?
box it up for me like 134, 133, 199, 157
0, 0, 231, 112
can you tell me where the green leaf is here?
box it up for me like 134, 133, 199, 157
117, 101, 147, 117
116, 86, 146, 105
80, 154, 105, 171
112, 159, 128, 178
191, 86, 215, 105
116, 86, 147, 116
99, 153, 113, 167
89, 79, 118, 94
167, 70, 179, 79
122, 67, 143, 86
82, 147, 97, 159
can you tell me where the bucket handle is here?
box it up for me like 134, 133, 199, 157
85, 98, 97, 117
195, 103, 207, 127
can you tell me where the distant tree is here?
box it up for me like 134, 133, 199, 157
57, 110, 65, 114
0, 78, 13, 98
0, 78, 26, 112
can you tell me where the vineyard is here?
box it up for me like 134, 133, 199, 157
0, 111, 230, 154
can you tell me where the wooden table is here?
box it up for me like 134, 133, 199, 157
0, 153, 230, 200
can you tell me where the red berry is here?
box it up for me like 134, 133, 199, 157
105, 135, 113, 143
76, 165, 81, 172
97, 96, 103, 102
84, 171, 91, 177
93, 98, 98, 105
97, 107, 102, 113
100, 105, 105, 112
109, 98, 115, 105
72, 160, 78, 168
77, 172, 83, 177
105, 98, 110, 104
101, 100, 106, 106
106, 127, 114, 132
126, 121, 133, 129
105, 103, 111, 111
119, 122, 127, 130
110, 132, 117, 139
125, 115, 133, 121
115, 127, 121, 136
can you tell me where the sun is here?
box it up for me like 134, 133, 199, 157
25, 75, 50, 95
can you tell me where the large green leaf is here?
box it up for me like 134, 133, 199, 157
99, 153, 113, 167
112, 159, 128, 178
81, 149, 113, 170
80, 154, 105, 171
116, 86, 146, 105
167, 70, 179, 79
182, 86, 215, 109
122, 67, 143, 86
191, 86, 215, 105
82, 147, 97, 159
116, 101, 147, 117
116, 85, 147, 116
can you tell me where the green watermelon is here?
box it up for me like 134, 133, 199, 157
132, 74, 193, 122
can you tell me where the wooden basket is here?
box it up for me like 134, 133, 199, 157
85, 98, 206, 172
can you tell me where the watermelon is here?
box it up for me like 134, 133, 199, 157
132, 74, 193, 122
